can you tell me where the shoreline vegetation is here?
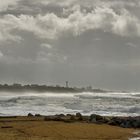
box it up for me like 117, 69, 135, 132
0, 113, 139, 140
0, 83, 123, 93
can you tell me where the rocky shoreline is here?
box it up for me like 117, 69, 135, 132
0, 115, 136, 140
27, 113, 140, 128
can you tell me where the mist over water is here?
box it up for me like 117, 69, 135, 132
0, 91, 140, 116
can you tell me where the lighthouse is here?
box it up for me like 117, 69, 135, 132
66, 81, 69, 88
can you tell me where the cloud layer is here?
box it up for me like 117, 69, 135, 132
1, 2, 140, 43
0, 0, 20, 12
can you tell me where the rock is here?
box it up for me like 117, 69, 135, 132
108, 117, 123, 126
44, 116, 51, 121
108, 117, 140, 128
76, 113, 82, 117
63, 116, 74, 123
108, 120, 116, 125
70, 115, 75, 120
43, 114, 140, 128
82, 116, 90, 122
63, 119, 73, 123
120, 120, 132, 128
102, 117, 110, 123
89, 114, 104, 123
131, 118, 140, 128
53, 117, 61, 121
56, 114, 65, 117
76, 113, 83, 120
66, 114, 73, 117
66, 114, 76, 120
35, 114, 41, 117
28, 113, 34, 117
44, 116, 61, 121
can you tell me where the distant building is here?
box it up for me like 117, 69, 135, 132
86, 86, 92, 91
13, 83, 22, 87
66, 81, 69, 88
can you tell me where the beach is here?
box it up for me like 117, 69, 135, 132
0, 116, 139, 140
0, 91, 139, 140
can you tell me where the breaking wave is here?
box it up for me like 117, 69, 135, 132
0, 91, 139, 116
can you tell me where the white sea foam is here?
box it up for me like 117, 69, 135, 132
0, 91, 139, 116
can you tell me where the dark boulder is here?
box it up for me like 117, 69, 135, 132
44, 116, 51, 121
70, 115, 75, 120
66, 114, 73, 117
129, 118, 140, 128
76, 113, 83, 120
56, 114, 65, 117
120, 120, 132, 128
89, 114, 104, 123
108, 117, 140, 128
44, 116, 61, 121
76, 113, 82, 117
108, 117, 123, 126
35, 114, 41, 117
28, 113, 34, 117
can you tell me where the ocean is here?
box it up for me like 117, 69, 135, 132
0, 91, 139, 116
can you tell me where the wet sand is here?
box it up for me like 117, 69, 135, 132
0, 116, 139, 140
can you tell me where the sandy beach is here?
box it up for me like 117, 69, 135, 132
0, 116, 139, 140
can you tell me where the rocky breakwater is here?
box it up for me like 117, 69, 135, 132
108, 116, 140, 128
89, 114, 140, 128
44, 113, 89, 123
44, 113, 140, 128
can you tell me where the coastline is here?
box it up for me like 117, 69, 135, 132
0, 114, 139, 140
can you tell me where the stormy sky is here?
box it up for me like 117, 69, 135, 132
0, 0, 140, 91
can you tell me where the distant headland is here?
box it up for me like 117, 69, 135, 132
0, 83, 110, 93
